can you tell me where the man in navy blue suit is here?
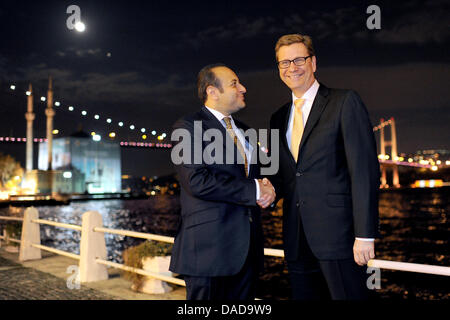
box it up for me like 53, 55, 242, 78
169, 64, 275, 300
269, 34, 380, 300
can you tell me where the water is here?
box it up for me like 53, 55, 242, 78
1, 188, 449, 300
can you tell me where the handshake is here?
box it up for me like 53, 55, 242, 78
256, 178, 276, 209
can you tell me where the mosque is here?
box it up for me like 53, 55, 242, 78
22, 77, 121, 195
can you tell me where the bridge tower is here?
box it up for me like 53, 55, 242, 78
379, 118, 400, 188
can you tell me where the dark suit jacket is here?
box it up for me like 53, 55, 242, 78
270, 83, 380, 261
169, 106, 264, 277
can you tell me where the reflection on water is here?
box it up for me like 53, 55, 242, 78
0, 188, 448, 300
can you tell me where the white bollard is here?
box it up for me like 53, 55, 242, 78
19, 207, 42, 261
79, 211, 108, 282
140, 256, 173, 294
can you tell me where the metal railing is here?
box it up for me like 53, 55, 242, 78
1, 211, 449, 294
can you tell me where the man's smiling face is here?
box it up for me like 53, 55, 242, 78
277, 42, 317, 96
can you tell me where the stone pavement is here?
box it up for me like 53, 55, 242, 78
0, 245, 186, 300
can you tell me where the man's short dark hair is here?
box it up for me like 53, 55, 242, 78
197, 63, 227, 103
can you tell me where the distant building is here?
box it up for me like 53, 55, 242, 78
415, 149, 450, 160
23, 169, 85, 194
37, 130, 121, 193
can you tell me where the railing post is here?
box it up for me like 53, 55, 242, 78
4, 228, 9, 245
19, 207, 42, 261
0, 228, 5, 247
79, 211, 108, 282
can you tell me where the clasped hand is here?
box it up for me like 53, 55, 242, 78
257, 178, 276, 209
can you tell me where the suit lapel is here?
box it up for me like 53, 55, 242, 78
296, 84, 330, 166
279, 101, 295, 167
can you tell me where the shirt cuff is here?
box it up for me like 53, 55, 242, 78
355, 237, 375, 241
255, 179, 260, 200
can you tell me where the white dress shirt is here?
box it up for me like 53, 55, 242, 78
284, 82, 373, 242
204, 106, 261, 200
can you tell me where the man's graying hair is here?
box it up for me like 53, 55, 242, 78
197, 63, 227, 103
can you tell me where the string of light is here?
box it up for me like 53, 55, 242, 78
373, 118, 394, 132
6, 83, 168, 142
0, 136, 172, 148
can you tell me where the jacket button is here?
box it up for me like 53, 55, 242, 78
296, 202, 300, 207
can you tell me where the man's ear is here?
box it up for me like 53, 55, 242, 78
311, 55, 317, 73
206, 85, 218, 100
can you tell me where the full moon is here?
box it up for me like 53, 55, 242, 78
75, 21, 86, 32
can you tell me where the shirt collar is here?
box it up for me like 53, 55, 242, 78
292, 79, 320, 102
204, 105, 234, 125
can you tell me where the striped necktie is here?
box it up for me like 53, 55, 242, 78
223, 117, 249, 177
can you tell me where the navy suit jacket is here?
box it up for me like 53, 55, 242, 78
169, 106, 264, 276
270, 83, 380, 261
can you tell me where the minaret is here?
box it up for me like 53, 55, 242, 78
25, 83, 35, 171
45, 76, 55, 170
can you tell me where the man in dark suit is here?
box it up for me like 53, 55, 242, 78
269, 34, 380, 300
169, 64, 276, 300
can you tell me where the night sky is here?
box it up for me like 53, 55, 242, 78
0, 0, 449, 177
